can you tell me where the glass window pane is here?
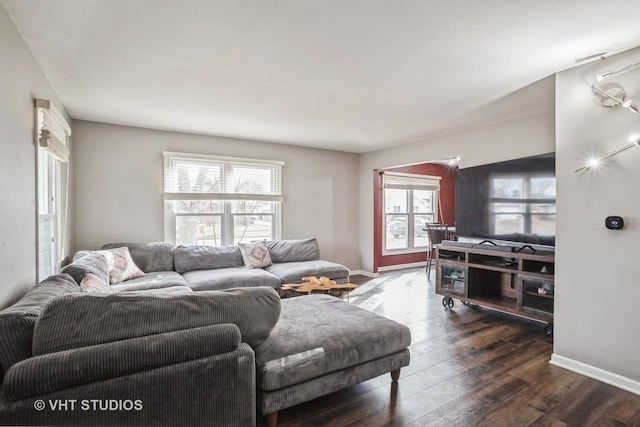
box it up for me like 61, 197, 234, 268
386, 215, 408, 250
165, 156, 283, 246
175, 215, 221, 246
413, 190, 434, 213
384, 189, 408, 213
174, 160, 222, 193
38, 214, 55, 281
413, 215, 430, 247
232, 200, 274, 214
37, 149, 60, 281
234, 215, 273, 244
232, 166, 273, 194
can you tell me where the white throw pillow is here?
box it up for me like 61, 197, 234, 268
94, 247, 145, 284
238, 240, 272, 269
80, 273, 117, 293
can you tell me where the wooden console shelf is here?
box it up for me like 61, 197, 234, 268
435, 241, 555, 327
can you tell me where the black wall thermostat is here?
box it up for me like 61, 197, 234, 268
605, 216, 624, 230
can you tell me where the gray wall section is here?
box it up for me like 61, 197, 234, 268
554, 47, 640, 384
0, 5, 71, 308
71, 121, 360, 269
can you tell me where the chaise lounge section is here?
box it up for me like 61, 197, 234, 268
255, 294, 411, 427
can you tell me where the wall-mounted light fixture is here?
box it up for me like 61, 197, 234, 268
578, 60, 640, 175
426, 156, 460, 168
575, 134, 640, 175
445, 156, 460, 167
592, 61, 640, 114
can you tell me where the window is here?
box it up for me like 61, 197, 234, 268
383, 172, 440, 252
163, 152, 284, 246
488, 173, 556, 236
36, 100, 71, 281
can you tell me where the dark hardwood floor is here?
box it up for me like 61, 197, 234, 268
261, 268, 640, 427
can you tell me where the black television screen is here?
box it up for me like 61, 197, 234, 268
455, 153, 556, 247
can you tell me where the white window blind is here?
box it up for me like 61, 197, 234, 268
163, 152, 284, 202
383, 172, 441, 191
35, 99, 71, 163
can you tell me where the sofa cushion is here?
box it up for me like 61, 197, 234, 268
32, 286, 281, 353
267, 238, 320, 263
238, 240, 272, 269
182, 268, 281, 291
110, 271, 190, 292
60, 251, 110, 286
0, 274, 80, 378
102, 242, 176, 273
254, 295, 411, 391
265, 260, 350, 284
174, 245, 244, 273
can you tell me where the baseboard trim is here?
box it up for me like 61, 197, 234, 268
349, 270, 379, 278
378, 262, 426, 272
550, 353, 640, 396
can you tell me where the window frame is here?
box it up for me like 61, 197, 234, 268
381, 172, 440, 255
37, 148, 61, 280
35, 100, 71, 281
163, 152, 284, 246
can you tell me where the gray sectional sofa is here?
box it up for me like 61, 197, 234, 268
0, 238, 411, 427
93, 238, 350, 293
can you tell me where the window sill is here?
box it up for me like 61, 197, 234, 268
382, 248, 428, 256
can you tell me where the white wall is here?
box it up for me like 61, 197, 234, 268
0, 5, 70, 307
552, 48, 640, 389
72, 121, 361, 269
358, 83, 556, 272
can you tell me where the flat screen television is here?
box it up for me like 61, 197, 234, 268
455, 153, 556, 247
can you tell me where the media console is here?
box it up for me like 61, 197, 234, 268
435, 240, 555, 334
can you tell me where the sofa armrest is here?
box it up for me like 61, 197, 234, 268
4, 323, 241, 401
1, 343, 256, 427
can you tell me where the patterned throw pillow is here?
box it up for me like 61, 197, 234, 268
94, 247, 145, 284
80, 273, 117, 293
238, 241, 272, 269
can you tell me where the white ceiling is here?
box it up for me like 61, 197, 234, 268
4, 0, 640, 153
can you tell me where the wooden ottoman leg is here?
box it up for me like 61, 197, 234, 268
391, 368, 401, 382
265, 411, 278, 427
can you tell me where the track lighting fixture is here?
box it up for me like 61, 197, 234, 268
575, 134, 640, 175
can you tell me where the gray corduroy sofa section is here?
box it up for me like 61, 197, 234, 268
254, 294, 411, 418
96, 238, 350, 292
0, 239, 411, 426
0, 282, 280, 426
